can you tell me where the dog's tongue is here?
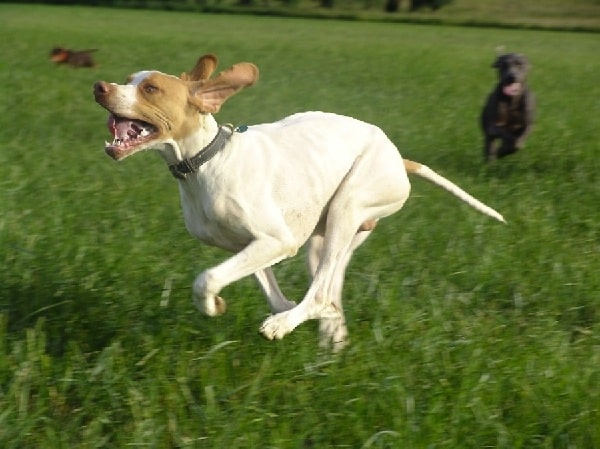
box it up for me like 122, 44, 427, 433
107, 114, 149, 140
503, 82, 522, 96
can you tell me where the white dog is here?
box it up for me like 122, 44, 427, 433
94, 54, 504, 350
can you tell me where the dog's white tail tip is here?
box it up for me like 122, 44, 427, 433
491, 210, 507, 224
406, 160, 506, 224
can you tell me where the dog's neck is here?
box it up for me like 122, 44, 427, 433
167, 123, 235, 180
157, 114, 220, 166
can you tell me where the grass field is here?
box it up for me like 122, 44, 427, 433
1, 4, 599, 448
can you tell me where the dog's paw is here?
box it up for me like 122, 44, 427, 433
211, 296, 227, 315
319, 317, 348, 352
260, 303, 341, 341
259, 313, 293, 341
194, 294, 227, 317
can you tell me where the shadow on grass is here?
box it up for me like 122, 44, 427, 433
4, 281, 121, 356
2, 262, 258, 359
2, 267, 203, 358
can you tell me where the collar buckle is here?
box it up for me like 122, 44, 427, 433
169, 162, 190, 180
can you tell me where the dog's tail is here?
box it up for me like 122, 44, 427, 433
403, 159, 506, 223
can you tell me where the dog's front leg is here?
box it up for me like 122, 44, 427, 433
254, 268, 297, 314
515, 90, 535, 149
484, 125, 516, 160
484, 135, 499, 161
509, 114, 534, 156
495, 129, 518, 158
193, 236, 298, 317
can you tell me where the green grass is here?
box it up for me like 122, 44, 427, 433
1, 4, 599, 448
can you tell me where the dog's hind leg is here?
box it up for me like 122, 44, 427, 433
260, 140, 410, 343
308, 234, 346, 350
254, 268, 297, 314
259, 220, 359, 341
308, 231, 373, 352
484, 136, 499, 161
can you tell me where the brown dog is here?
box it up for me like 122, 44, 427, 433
481, 53, 535, 161
50, 47, 97, 68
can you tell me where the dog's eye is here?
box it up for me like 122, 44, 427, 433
143, 84, 158, 94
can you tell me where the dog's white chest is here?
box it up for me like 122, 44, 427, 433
179, 182, 253, 252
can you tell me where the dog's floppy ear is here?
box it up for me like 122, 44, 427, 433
516, 53, 531, 70
180, 54, 218, 81
189, 62, 259, 113
492, 55, 508, 69
492, 46, 507, 68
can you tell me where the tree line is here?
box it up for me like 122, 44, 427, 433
12, 0, 454, 13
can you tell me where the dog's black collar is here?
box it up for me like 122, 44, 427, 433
169, 124, 239, 180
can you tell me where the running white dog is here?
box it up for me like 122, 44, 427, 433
94, 54, 504, 350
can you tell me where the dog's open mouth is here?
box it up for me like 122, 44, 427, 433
105, 114, 158, 160
502, 82, 522, 96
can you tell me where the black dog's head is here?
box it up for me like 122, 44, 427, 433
492, 53, 529, 97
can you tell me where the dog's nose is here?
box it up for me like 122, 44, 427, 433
503, 73, 516, 84
94, 81, 110, 96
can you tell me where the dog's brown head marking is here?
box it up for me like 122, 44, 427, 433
50, 47, 69, 63
93, 54, 259, 161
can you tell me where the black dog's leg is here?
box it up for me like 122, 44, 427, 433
484, 136, 498, 161
496, 135, 518, 158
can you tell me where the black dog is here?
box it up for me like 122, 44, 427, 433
50, 47, 97, 68
481, 53, 535, 161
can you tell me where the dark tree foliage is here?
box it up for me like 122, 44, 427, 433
384, 0, 454, 12
410, 0, 453, 11
9, 0, 453, 11
385, 0, 399, 13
